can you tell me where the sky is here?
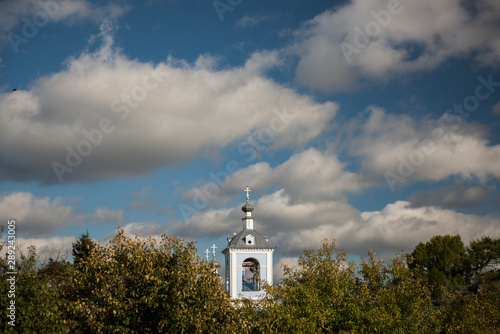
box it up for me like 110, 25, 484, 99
1, 0, 500, 279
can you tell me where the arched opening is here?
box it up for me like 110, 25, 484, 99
242, 258, 260, 291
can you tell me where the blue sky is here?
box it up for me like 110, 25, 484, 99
1, 0, 500, 276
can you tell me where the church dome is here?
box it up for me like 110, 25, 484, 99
241, 201, 254, 212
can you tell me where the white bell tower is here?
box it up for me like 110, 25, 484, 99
222, 187, 275, 299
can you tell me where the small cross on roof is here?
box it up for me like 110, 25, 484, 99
244, 186, 251, 201
204, 249, 210, 260
211, 243, 217, 257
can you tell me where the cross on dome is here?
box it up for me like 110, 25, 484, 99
244, 186, 251, 201
204, 249, 210, 261
211, 244, 217, 258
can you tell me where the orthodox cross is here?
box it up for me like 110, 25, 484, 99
211, 244, 217, 258
204, 249, 210, 261
244, 186, 251, 201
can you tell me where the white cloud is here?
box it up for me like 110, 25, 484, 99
289, 0, 500, 92
0, 35, 337, 184
173, 207, 237, 239
0, 191, 126, 237
182, 147, 365, 205
254, 189, 360, 235
0, 191, 72, 237
12, 235, 76, 261
347, 107, 500, 188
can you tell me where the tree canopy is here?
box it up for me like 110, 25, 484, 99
72, 230, 96, 269
409, 234, 469, 299
467, 236, 500, 292
66, 229, 240, 333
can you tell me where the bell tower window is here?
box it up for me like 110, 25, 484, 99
242, 258, 260, 291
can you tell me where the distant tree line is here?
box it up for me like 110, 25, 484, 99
0, 227, 499, 333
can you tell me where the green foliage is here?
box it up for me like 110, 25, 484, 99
355, 251, 440, 333
264, 241, 360, 333
440, 282, 500, 333
409, 235, 468, 299
1, 228, 240, 333
467, 236, 500, 292
241, 241, 440, 333
65, 229, 240, 333
0, 245, 68, 333
72, 231, 96, 269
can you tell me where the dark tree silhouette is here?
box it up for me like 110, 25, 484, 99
72, 230, 96, 268
409, 234, 468, 300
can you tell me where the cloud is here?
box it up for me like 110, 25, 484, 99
0, 34, 337, 184
0, 0, 128, 46
172, 207, 237, 239
288, 0, 500, 92
74, 206, 126, 225
253, 189, 360, 235
0, 191, 72, 237
13, 235, 76, 261
235, 14, 271, 28
181, 147, 366, 206
231, 148, 365, 202
409, 184, 497, 210
347, 107, 500, 188
0, 191, 127, 237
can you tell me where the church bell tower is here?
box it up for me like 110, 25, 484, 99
222, 187, 275, 299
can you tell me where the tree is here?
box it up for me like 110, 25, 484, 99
72, 230, 96, 268
260, 241, 361, 333
467, 236, 500, 292
65, 229, 240, 333
356, 251, 440, 333
0, 245, 68, 333
409, 235, 468, 300
441, 282, 500, 333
